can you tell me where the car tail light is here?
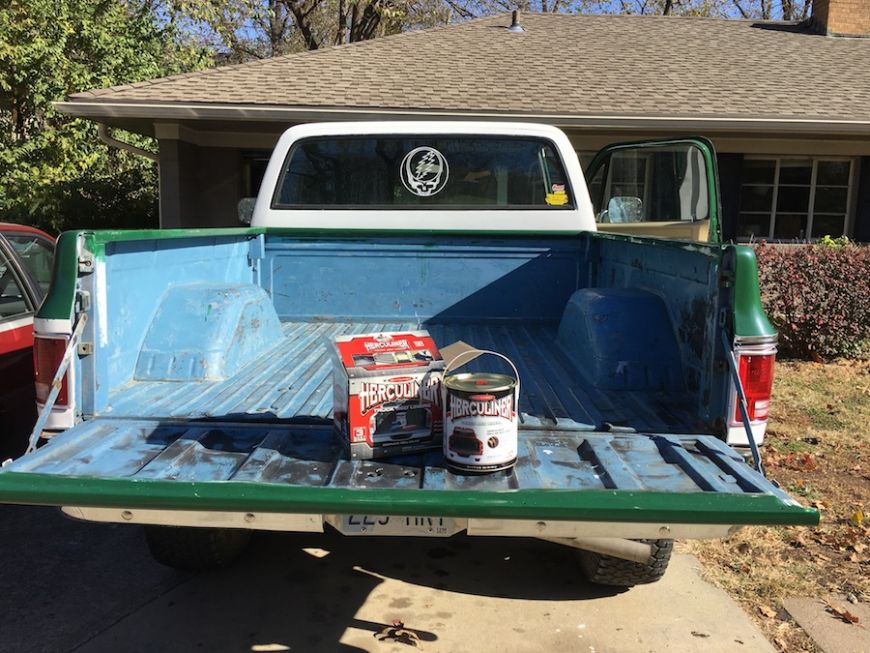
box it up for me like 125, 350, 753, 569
33, 336, 69, 407
732, 349, 776, 424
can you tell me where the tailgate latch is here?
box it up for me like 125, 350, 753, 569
78, 251, 95, 274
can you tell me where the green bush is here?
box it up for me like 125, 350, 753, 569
0, 152, 159, 235
755, 241, 870, 360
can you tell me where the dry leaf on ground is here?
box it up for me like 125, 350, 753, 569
824, 601, 861, 625
758, 605, 777, 619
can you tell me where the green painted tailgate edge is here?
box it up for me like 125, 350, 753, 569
0, 473, 819, 525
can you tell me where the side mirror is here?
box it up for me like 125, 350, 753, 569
606, 196, 643, 224
237, 197, 256, 225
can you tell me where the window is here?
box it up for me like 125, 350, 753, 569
587, 143, 709, 224
0, 251, 30, 319
273, 136, 573, 210
4, 233, 54, 295
737, 158, 854, 240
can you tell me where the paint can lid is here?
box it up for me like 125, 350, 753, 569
443, 373, 516, 393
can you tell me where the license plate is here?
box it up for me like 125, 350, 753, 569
334, 515, 458, 537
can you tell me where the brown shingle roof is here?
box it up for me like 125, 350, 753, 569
66, 13, 870, 123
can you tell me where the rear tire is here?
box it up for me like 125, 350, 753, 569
144, 526, 251, 570
577, 539, 673, 587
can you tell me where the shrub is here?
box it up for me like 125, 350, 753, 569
754, 242, 870, 360
0, 162, 159, 235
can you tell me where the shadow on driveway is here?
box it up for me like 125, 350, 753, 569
0, 505, 621, 653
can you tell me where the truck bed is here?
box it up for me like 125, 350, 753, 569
0, 230, 818, 532
104, 321, 697, 434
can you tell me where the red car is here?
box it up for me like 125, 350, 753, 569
0, 223, 55, 460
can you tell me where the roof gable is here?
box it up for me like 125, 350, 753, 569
65, 13, 870, 124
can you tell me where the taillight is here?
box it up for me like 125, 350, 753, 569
732, 350, 776, 424
33, 336, 69, 407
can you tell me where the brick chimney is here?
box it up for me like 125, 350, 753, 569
812, 0, 870, 37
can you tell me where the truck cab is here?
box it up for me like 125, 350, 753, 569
247, 124, 720, 243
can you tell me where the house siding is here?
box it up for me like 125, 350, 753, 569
158, 139, 194, 229
159, 141, 242, 228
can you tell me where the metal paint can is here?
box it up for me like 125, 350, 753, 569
442, 350, 519, 473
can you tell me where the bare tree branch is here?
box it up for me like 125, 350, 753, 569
799, 0, 811, 19
443, 0, 475, 19
730, 0, 750, 18
287, 0, 320, 49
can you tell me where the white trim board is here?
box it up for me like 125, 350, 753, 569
56, 101, 870, 136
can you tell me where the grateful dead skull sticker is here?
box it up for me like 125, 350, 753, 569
400, 146, 449, 197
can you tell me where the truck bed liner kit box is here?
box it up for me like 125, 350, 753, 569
332, 331, 445, 459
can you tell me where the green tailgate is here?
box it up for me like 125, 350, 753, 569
0, 421, 818, 527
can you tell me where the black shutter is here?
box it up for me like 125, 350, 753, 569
717, 153, 743, 242
853, 157, 870, 244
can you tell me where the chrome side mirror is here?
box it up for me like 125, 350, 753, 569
605, 196, 643, 223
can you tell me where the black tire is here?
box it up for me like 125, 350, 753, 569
577, 539, 673, 587
144, 526, 252, 570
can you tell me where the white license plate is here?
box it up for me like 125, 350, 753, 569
334, 515, 458, 537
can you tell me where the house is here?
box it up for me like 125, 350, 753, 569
57, 0, 870, 242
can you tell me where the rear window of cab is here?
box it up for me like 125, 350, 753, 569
272, 136, 573, 210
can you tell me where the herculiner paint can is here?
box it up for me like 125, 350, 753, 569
442, 350, 519, 473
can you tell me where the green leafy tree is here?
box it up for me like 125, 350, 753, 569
0, 0, 208, 233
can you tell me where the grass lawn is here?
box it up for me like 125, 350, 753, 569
686, 360, 870, 652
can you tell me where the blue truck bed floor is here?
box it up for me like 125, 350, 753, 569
0, 417, 818, 526
9, 418, 766, 495
103, 321, 698, 433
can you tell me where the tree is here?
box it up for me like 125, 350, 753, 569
584, 0, 812, 17
0, 0, 208, 232
728, 0, 812, 19
1, 0, 817, 234
154, 0, 452, 60
152, 0, 817, 65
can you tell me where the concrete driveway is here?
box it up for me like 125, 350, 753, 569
0, 505, 774, 653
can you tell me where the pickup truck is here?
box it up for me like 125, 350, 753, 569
0, 122, 818, 587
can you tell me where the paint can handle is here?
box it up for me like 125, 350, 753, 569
443, 349, 520, 397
